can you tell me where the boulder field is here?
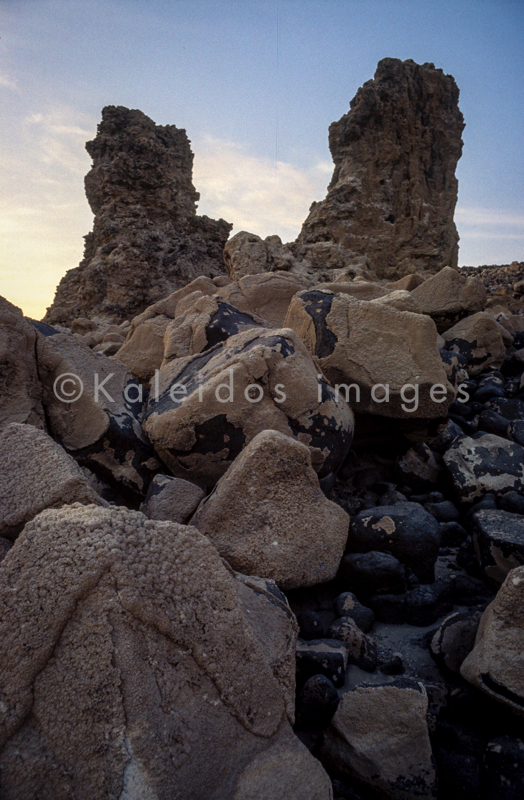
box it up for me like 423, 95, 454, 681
3, 58, 524, 800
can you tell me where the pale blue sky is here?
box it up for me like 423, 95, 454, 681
1, 0, 523, 318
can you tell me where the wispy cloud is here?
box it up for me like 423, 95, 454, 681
456, 206, 524, 265
193, 136, 333, 243
0, 74, 20, 93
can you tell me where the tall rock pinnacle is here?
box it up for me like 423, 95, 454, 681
45, 106, 232, 324
296, 58, 465, 279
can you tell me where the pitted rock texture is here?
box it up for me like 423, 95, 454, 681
36, 329, 161, 498
140, 474, 205, 525
0, 422, 104, 540
441, 312, 506, 377
143, 327, 354, 486
190, 430, 350, 589
45, 106, 232, 325
285, 288, 454, 418
0, 297, 45, 432
443, 433, 524, 505
297, 58, 464, 281
461, 565, 524, 715
0, 504, 332, 799
411, 266, 487, 333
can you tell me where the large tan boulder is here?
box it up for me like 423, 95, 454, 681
0, 422, 104, 539
224, 231, 298, 280
0, 504, 332, 798
440, 312, 506, 377
0, 297, 45, 433
36, 330, 161, 497
191, 430, 349, 589
411, 266, 487, 332
219, 272, 309, 328
115, 313, 170, 382
143, 326, 354, 486
461, 565, 524, 715
320, 685, 437, 799
285, 289, 454, 418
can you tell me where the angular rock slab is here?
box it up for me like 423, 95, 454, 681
0, 504, 332, 799
411, 266, 486, 333
285, 289, 454, 418
0, 422, 104, 539
144, 327, 354, 486
470, 508, 524, 584
140, 474, 205, 524
321, 685, 437, 799
443, 433, 524, 505
191, 430, 349, 589
36, 330, 161, 499
0, 297, 45, 433
461, 565, 524, 715
347, 503, 441, 583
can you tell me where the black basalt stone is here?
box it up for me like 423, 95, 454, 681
295, 674, 340, 732
203, 301, 263, 350
300, 290, 338, 357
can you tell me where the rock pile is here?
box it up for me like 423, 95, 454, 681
2, 58, 524, 800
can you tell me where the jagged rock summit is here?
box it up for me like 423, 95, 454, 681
225, 58, 465, 284
45, 106, 232, 325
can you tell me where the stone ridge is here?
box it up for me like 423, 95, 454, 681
297, 58, 465, 279
45, 106, 232, 325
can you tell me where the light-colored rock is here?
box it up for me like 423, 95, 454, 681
224, 231, 298, 280
0, 422, 104, 539
411, 266, 487, 332
0, 297, 45, 432
191, 430, 349, 589
297, 58, 464, 281
285, 289, 454, 418
36, 329, 161, 497
385, 274, 425, 292
115, 314, 170, 382
461, 565, 524, 715
144, 326, 354, 486
312, 280, 391, 301
441, 312, 506, 377
0, 503, 332, 799
218, 272, 309, 328
371, 289, 421, 313
321, 685, 437, 799
140, 474, 205, 524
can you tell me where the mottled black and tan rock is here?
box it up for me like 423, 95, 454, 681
285, 288, 454, 418
190, 430, 349, 589
0, 297, 45, 432
443, 434, 524, 505
0, 503, 332, 799
441, 312, 506, 377
143, 327, 354, 486
45, 106, 232, 325
297, 58, 464, 281
0, 422, 104, 539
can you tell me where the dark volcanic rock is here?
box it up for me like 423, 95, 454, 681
45, 106, 232, 325
296, 58, 464, 280
469, 508, 524, 584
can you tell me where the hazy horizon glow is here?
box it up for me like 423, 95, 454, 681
1, 0, 523, 320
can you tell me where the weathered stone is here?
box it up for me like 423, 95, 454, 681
411, 266, 486, 332
0, 297, 45, 432
0, 422, 104, 539
461, 565, 524, 715
297, 58, 464, 282
321, 685, 437, 799
162, 295, 263, 366
295, 639, 349, 688
430, 609, 483, 674
443, 433, 524, 505
143, 327, 354, 486
469, 508, 524, 584
334, 592, 375, 633
347, 503, 441, 583
327, 617, 377, 672
340, 551, 407, 596
295, 675, 340, 732
219, 272, 309, 328
223, 231, 298, 280
285, 289, 454, 418
115, 314, 171, 382
442, 312, 506, 377
397, 443, 442, 493
36, 330, 161, 499
0, 504, 332, 799
370, 289, 422, 313
45, 106, 232, 325
140, 474, 205, 524
190, 430, 349, 589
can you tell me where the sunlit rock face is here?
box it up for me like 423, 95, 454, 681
45, 106, 231, 325
296, 58, 465, 281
